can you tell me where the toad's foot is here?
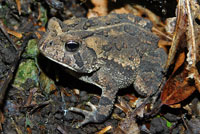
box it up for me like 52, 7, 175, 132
68, 86, 119, 128
68, 102, 107, 128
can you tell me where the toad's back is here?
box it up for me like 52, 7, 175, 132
62, 13, 160, 71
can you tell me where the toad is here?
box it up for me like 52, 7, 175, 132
39, 13, 167, 127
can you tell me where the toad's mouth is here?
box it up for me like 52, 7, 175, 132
44, 54, 77, 72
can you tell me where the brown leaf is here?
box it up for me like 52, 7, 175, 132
24, 88, 38, 107
111, 7, 130, 14
169, 103, 181, 108
38, 26, 46, 32
165, 0, 188, 69
34, 31, 41, 39
126, 94, 138, 103
185, 0, 198, 71
27, 127, 32, 134
152, 27, 172, 41
15, 0, 21, 15
161, 69, 196, 105
172, 52, 185, 75
7, 29, 22, 39
0, 111, 4, 131
162, 0, 200, 106
195, 76, 200, 93
184, 0, 200, 93
114, 97, 147, 134
114, 117, 140, 134
87, 0, 108, 18
115, 97, 132, 114
97, 126, 112, 134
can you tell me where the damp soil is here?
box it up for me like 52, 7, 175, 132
0, 0, 199, 134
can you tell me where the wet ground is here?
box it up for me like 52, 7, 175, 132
0, 0, 199, 134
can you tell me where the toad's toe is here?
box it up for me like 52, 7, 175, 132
68, 102, 107, 128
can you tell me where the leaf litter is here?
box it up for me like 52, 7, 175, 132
0, 0, 200, 133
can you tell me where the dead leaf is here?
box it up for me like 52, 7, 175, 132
152, 27, 172, 41
27, 127, 32, 134
162, 0, 200, 107
34, 31, 41, 39
111, 7, 130, 14
114, 97, 148, 134
57, 126, 67, 134
87, 0, 108, 18
169, 103, 181, 108
161, 69, 196, 105
24, 88, 38, 107
164, 0, 200, 94
114, 117, 140, 134
126, 4, 163, 27
0, 111, 4, 130
7, 29, 22, 39
96, 126, 112, 134
184, 0, 200, 93
15, 0, 21, 15
157, 39, 171, 53
38, 26, 46, 32
112, 113, 124, 121
172, 52, 185, 75
165, 17, 176, 35
115, 97, 132, 114
165, 0, 188, 69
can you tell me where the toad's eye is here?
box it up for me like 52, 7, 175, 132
65, 40, 80, 52
49, 41, 54, 46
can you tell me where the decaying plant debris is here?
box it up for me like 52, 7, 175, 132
161, 0, 200, 106
0, 0, 199, 133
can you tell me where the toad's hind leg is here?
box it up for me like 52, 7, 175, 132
69, 86, 118, 128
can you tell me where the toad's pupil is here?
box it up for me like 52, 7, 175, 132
65, 41, 80, 52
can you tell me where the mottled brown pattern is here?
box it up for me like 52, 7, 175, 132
39, 13, 167, 127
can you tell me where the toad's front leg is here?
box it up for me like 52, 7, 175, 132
69, 85, 118, 128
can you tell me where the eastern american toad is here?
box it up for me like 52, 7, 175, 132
39, 13, 167, 127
